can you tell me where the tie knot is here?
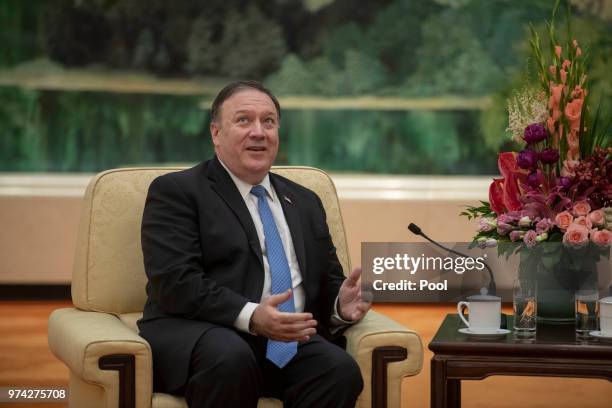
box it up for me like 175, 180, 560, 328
250, 185, 267, 199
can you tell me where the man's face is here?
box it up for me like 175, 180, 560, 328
211, 88, 280, 185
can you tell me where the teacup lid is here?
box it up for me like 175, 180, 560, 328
599, 296, 612, 304
466, 294, 501, 302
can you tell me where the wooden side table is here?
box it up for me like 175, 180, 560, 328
429, 314, 612, 408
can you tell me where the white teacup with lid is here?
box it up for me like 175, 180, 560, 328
457, 293, 501, 334
599, 296, 612, 336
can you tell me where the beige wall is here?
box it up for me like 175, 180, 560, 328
0, 184, 480, 284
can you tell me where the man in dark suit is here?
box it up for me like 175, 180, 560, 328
138, 81, 369, 407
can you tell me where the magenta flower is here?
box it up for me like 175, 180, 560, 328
539, 148, 560, 164
497, 222, 514, 236
558, 176, 573, 190
517, 149, 539, 169
523, 230, 538, 248
523, 124, 547, 144
527, 171, 542, 188
510, 230, 525, 242
535, 218, 554, 234
498, 212, 520, 224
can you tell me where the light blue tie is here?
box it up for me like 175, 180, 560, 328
250, 185, 297, 368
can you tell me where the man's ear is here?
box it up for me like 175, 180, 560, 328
210, 121, 220, 147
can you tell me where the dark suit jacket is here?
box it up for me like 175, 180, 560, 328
137, 156, 346, 392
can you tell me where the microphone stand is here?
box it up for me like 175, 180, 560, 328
407, 223, 497, 296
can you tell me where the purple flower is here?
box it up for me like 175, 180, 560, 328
497, 222, 514, 236
517, 149, 539, 169
477, 217, 496, 232
535, 218, 553, 234
539, 148, 560, 164
527, 171, 542, 188
558, 176, 573, 190
523, 124, 547, 144
510, 230, 525, 242
498, 213, 519, 224
523, 230, 538, 248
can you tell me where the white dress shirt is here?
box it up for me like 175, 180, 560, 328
218, 159, 351, 333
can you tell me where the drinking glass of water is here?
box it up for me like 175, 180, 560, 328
513, 278, 537, 337
575, 290, 599, 339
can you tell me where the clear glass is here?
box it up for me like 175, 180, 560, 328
575, 290, 599, 339
513, 279, 537, 337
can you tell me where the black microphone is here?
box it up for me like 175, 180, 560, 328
407, 223, 497, 295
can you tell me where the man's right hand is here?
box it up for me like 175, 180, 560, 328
250, 289, 317, 342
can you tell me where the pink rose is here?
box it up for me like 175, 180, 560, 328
563, 224, 590, 248
573, 216, 593, 230
572, 201, 591, 217
591, 230, 612, 247
523, 230, 538, 248
555, 211, 573, 231
589, 210, 605, 226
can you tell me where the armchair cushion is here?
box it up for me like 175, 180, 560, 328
345, 310, 423, 408
48, 308, 153, 408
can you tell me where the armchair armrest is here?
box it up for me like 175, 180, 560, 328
48, 308, 153, 408
344, 310, 423, 408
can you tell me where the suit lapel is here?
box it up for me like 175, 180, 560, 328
208, 157, 263, 267
271, 173, 307, 280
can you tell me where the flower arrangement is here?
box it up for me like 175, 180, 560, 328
462, 1, 611, 251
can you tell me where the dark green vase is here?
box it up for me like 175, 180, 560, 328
519, 244, 598, 325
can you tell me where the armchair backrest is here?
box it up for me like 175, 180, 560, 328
71, 166, 351, 314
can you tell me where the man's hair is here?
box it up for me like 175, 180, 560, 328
210, 80, 281, 123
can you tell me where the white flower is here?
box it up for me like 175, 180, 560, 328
506, 87, 548, 144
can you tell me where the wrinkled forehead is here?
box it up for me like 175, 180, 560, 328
220, 89, 279, 120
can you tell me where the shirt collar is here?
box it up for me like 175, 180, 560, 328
218, 157, 275, 201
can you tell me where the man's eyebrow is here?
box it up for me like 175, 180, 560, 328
232, 109, 277, 117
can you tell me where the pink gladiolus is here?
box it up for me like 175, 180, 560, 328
576, 47, 582, 57
560, 69, 567, 83
565, 99, 583, 131
563, 224, 589, 248
554, 45, 562, 58
572, 86, 585, 99
592, 230, 612, 247
546, 117, 556, 139
561, 159, 579, 177
562, 59, 571, 69
549, 84, 564, 111
549, 65, 556, 75
566, 131, 580, 161
573, 39, 578, 47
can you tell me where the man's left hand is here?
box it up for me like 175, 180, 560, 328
338, 267, 371, 322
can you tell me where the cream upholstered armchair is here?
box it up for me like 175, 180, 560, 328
48, 166, 423, 408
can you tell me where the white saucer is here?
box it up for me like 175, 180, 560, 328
458, 328, 510, 337
589, 331, 612, 341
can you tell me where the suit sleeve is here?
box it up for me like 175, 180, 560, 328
141, 174, 249, 326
